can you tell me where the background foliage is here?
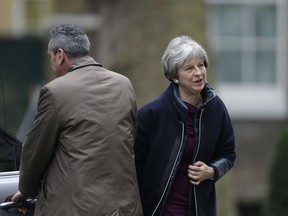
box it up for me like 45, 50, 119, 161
265, 128, 288, 216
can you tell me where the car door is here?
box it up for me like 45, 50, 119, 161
0, 126, 34, 215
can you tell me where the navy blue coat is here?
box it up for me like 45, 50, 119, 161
134, 82, 236, 216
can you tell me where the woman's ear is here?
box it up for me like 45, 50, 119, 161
172, 78, 179, 84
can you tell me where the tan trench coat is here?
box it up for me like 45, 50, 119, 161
19, 56, 142, 216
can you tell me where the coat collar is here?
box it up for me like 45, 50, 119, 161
169, 81, 216, 113
68, 56, 102, 73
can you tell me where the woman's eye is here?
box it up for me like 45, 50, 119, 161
185, 66, 192, 71
198, 63, 205, 69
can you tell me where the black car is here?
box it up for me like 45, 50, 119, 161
0, 126, 35, 215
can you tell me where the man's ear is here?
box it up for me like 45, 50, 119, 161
56, 48, 65, 64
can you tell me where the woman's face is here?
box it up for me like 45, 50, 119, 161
175, 57, 206, 98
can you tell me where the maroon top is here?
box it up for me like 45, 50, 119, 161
162, 102, 197, 215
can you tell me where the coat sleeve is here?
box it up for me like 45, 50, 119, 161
209, 104, 236, 182
19, 86, 59, 197
134, 106, 152, 186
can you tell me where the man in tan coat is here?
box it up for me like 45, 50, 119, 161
12, 24, 142, 216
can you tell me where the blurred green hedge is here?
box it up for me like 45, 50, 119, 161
265, 128, 288, 216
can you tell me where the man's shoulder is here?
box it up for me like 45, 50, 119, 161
44, 76, 65, 89
104, 68, 131, 81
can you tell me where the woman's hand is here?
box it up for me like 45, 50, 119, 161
188, 161, 215, 185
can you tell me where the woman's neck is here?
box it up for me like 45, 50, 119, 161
181, 94, 202, 108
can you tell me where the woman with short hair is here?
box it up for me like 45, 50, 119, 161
134, 35, 236, 216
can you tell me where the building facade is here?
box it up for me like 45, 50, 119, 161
205, 0, 288, 215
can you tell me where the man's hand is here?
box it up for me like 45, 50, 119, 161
11, 191, 28, 215
11, 191, 26, 202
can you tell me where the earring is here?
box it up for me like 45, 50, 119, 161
175, 80, 179, 84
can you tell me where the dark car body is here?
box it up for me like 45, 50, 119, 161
0, 126, 35, 215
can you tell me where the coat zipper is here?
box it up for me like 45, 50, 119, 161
192, 108, 204, 216
151, 121, 185, 216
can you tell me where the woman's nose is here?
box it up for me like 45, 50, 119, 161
194, 66, 202, 75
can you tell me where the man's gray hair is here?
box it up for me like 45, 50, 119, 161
161, 35, 208, 81
48, 24, 90, 59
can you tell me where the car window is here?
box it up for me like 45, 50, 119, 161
0, 126, 22, 172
